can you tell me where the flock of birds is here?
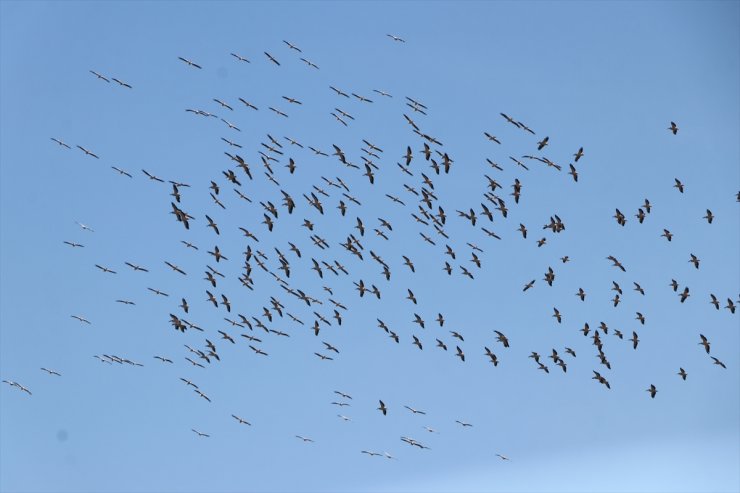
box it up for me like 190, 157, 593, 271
4, 34, 738, 464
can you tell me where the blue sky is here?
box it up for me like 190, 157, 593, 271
1, 1, 738, 492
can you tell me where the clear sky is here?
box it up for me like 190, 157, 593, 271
1, 1, 738, 492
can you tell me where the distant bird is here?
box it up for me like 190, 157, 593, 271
387, 34, 405, 42
677, 368, 688, 380
334, 390, 352, 400
51, 137, 71, 148
283, 40, 302, 52
726, 298, 737, 314
494, 330, 510, 348
40, 368, 61, 376
568, 164, 578, 182
76, 145, 99, 159
703, 209, 714, 224
232, 415, 251, 425
264, 52, 280, 66
607, 255, 626, 272
646, 384, 657, 398
455, 346, 465, 362
711, 357, 727, 369
495, 454, 510, 461
299, 58, 319, 69
111, 166, 132, 177
377, 400, 388, 416
142, 169, 164, 182
668, 121, 679, 135
95, 264, 117, 274
179, 57, 202, 69
679, 286, 690, 303
699, 334, 711, 353
455, 420, 473, 427
688, 254, 700, 269
111, 77, 132, 88
230, 53, 250, 63
710, 294, 720, 310
2, 380, 32, 395
191, 429, 209, 437
89, 70, 110, 82
673, 178, 685, 193
295, 435, 314, 443
404, 405, 427, 415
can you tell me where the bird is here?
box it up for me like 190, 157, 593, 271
703, 209, 714, 224
726, 299, 737, 314
387, 34, 405, 42
264, 52, 280, 65
111, 166, 132, 177
494, 330, 509, 348
194, 389, 211, 402
89, 70, 110, 82
455, 420, 473, 427
283, 40, 302, 52
295, 435, 314, 443
232, 415, 251, 425
142, 169, 164, 182
164, 261, 186, 275
711, 357, 727, 369
699, 334, 711, 353
377, 400, 388, 415
404, 405, 427, 415
455, 346, 465, 361
673, 178, 685, 193
76, 145, 99, 159
668, 121, 679, 134
191, 429, 210, 437
576, 288, 586, 301
179, 57, 202, 69
677, 368, 688, 380
568, 164, 579, 182
299, 57, 319, 69
111, 77, 132, 88
688, 254, 700, 269
40, 368, 61, 376
646, 384, 657, 398
95, 264, 117, 274
679, 286, 690, 303
230, 53, 250, 63
51, 137, 71, 148
75, 221, 95, 232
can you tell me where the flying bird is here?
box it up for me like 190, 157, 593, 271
178, 57, 202, 69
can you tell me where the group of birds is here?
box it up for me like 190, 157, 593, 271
4, 33, 737, 465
